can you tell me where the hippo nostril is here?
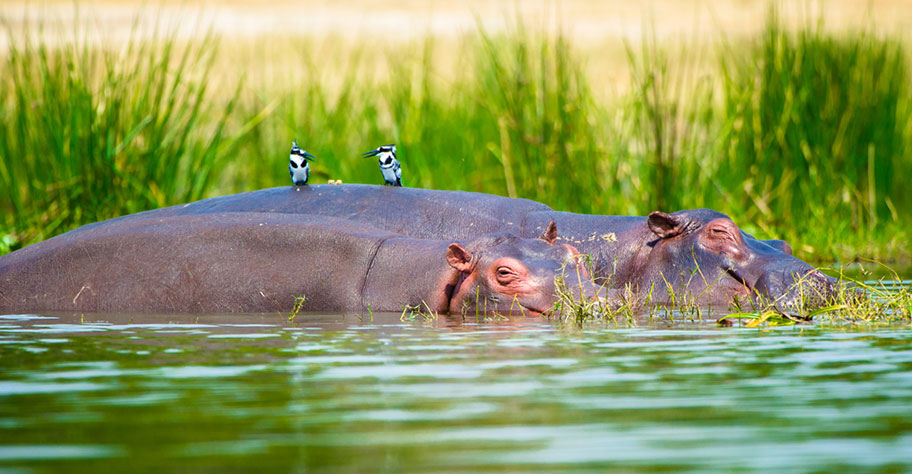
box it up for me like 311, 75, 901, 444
725, 268, 751, 291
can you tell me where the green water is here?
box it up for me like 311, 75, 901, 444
1, 310, 912, 473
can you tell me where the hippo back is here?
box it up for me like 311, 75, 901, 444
0, 213, 398, 313
70, 185, 552, 241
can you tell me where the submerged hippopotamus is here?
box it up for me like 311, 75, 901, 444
0, 213, 601, 314
81, 185, 836, 309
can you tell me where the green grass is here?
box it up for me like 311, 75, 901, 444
1, 9, 910, 270
288, 294, 307, 322
549, 257, 911, 326
716, 9, 910, 261
0, 15, 262, 247
712, 271, 912, 327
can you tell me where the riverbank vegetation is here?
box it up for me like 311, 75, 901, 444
551, 266, 912, 326
1, 6, 910, 268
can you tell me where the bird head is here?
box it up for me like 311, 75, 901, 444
362, 144, 397, 165
362, 144, 396, 158
290, 140, 316, 162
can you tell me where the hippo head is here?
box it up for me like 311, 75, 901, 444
635, 209, 838, 310
447, 222, 603, 315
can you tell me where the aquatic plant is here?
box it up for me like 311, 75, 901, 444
288, 294, 307, 322
549, 258, 911, 327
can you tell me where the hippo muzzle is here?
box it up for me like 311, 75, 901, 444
753, 268, 841, 312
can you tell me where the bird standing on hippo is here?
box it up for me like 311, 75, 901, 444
83, 184, 837, 310
288, 140, 316, 186
0, 213, 602, 314
362, 144, 402, 186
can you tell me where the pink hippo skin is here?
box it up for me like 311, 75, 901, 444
66, 184, 836, 310
0, 213, 602, 314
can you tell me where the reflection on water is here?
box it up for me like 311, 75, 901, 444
1, 310, 912, 472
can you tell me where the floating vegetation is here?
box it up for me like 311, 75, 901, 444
548, 260, 911, 327
399, 301, 439, 322
288, 294, 307, 322
541, 248, 911, 327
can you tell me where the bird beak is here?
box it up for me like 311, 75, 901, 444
361, 149, 380, 158
303, 152, 316, 161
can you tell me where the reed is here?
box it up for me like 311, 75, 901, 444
716, 9, 909, 260
0, 16, 256, 246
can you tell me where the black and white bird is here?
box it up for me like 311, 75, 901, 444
288, 140, 316, 186
362, 144, 402, 186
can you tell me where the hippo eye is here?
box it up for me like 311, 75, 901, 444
496, 267, 518, 284
710, 226, 734, 240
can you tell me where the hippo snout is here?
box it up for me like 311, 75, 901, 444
565, 275, 606, 302
754, 268, 840, 311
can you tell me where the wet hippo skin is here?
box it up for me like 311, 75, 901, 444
0, 213, 602, 314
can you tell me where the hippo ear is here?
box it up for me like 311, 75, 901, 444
764, 239, 793, 255
539, 220, 558, 245
647, 211, 685, 239
446, 243, 473, 273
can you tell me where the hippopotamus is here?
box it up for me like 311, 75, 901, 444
76, 185, 836, 309
0, 212, 602, 314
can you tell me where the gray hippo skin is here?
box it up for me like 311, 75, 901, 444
0, 213, 601, 314
80, 185, 835, 309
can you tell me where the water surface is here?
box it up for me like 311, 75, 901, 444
1, 311, 911, 472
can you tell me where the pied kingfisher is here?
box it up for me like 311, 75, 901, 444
288, 140, 316, 186
362, 144, 401, 186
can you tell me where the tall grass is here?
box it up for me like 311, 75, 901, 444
231, 23, 605, 213
621, 25, 719, 214
0, 17, 255, 245
1, 10, 910, 265
717, 10, 909, 256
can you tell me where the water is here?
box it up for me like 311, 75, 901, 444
2, 310, 912, 472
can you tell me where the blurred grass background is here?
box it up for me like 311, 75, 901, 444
0, 2, 910, 264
